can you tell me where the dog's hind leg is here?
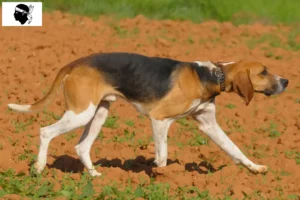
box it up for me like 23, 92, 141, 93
34, 66, 105, 174
75, 100, 110, 177
34, 102, 97, 173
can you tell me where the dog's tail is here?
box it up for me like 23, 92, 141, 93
8, 65, 73, 113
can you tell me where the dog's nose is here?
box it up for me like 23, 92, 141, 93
280, 78, 289, 88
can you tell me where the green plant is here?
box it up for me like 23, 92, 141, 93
287, 27, 300, 51
225, 104, 236, 109
176, 117, 198, 131
109, 23, 128, 38
134, 137, 152, 150
285, 150, 300, 165
11, 118, 35, 134
103, 116, 119, 129
64, 132, 77, 141
225, 119, 244, 133
269, 122, 281, 138
97, 131, 104, 142
287, 194, 300, 199
18, 149, 36, 162
125, 119, 135, 127
255, 121, 281, 138
188, 132, 208, 146
187, 37, 194, 44
112, 129, 135, 143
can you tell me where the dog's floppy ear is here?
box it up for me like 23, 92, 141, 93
232, 70, 254, 106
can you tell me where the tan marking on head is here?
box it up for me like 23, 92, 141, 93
221, 60, 288, 105
248, 64, 276, 92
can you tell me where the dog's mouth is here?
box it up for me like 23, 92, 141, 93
263, 91, 272, 96
259, 79, 289, 96
256, 88, 279, 96
261, 86, 286, 96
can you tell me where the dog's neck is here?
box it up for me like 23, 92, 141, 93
218, 63, 237, 92
215, 65, 225, 92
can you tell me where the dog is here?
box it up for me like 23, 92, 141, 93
8, 52, 288, 176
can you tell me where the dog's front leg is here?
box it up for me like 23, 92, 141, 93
150, 118, 173, 167
193, 102, 268, 174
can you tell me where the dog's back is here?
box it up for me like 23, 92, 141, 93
87, 52, 184, 102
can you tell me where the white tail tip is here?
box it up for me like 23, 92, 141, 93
8, 104, 31, 112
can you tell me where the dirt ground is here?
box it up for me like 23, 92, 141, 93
0, 11, 300, 199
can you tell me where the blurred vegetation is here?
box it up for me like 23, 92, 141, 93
2, 0, 300, 24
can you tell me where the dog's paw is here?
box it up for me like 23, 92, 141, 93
33, 162, 45, 174
88, 166, 102, 177
250, 164, 268, 174
90, 170, 102, 177
154, 158, 167, 167
256, 165, 268, 173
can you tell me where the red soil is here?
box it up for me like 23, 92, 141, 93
0, 11, 299, 199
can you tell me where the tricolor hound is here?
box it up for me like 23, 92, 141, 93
8, 52, 288, 176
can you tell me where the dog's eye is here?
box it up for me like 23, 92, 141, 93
260, 69, 268, 76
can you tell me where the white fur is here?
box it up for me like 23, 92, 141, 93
150, 118, 173, 167
103, 95, 116, 102
193, 102, 267, 173
34, 102, 97, 173
274, 75, 284, 94
218, 61, 236, 66
194, 61, 217, 70
131, 102, 147, 115
75, 101, 110, 177
7, 104, 31, 112
149, 99, 203, 167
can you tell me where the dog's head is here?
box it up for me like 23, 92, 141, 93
216, 60, 289, 105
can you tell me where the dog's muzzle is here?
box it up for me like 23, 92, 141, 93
264, 77, 289, 96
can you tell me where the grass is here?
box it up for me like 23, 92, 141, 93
254, 121, 281, 138
0, 169, 212, 199
264, 51, 283, 60
125, 119, 135, 127
0, 169, 100, 199
18, 149, 36, 162
225, 104, 236, 109
64, 132, 77, 141
111, 128, 135, 143
247, 34, 282, 49
175, 117, 209, 146
284, 150, 300, 165
103, 115, 119, 129
246, 27, 300, 51
11, 118, 35, 134
188, 132, 209, 146
268, 122, 281, 138
225, 119, 245, 134
2, 0, 300, 25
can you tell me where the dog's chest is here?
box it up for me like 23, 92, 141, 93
193, 100, 212, 113
173, 99, 212, 119
131, 102, 147, 115
130, 98, 212, 120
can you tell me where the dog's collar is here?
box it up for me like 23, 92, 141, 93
215, 66, 225, 92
